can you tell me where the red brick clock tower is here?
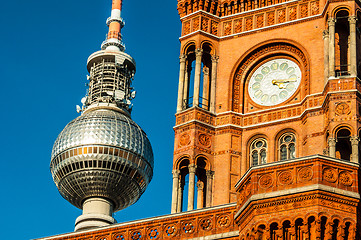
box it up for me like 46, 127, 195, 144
171, 0, 361, 238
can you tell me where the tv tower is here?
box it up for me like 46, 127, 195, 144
50, 0, 153, 232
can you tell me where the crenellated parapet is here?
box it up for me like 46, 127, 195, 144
177, 0, 316, 18
177, 0, 301, 18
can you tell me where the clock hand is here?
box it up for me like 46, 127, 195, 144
272, 78, 297, 84
272, 78, 297, 89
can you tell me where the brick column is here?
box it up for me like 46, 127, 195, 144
337, 224, 346, 239
171, 170, 180, 213
349, 16, 357, 77
289, 224, 296, 240
328, 137, 336, 158
206, 170, 214, 207
176, 55, 187, 112
325, 221, 333, 240
196, 181, 204, 209
187, 164, 197, 211
328, 18, 336, 78
323, 30, 329, 83
300, 224, 309, 240
210, 55, 218, 113
193, 49, 203, 107
350, 136, 359, 163
275, 228, 283, 240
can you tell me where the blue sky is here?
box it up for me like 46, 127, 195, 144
0, 1, 181, 239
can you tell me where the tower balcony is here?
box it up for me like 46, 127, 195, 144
234, 155, 360, 240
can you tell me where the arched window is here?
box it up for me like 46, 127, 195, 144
250, 138, 267, 166
336, 128, 351, 160
278, 132, 296, 161
335, 10, 350, 76
177, 43, 216, 112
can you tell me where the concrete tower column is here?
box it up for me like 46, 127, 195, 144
196, 181, 204, 209
206, 170, 214, 207
350, 136, 359, 163
323, 30, 329, 83
328, 137, 336, 158
349, 16, 357, 77
193, 48, 203, 107
177, 55, 187, 112
171, 170, 180, 213
202, 67, 210, 109
75, 198, 116, 231
328, 18, 336, 78
187, 164, 197, 211
210, 55, 219, 113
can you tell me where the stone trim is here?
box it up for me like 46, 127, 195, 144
185, 231, 239, 240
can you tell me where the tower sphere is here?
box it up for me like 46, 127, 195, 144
50, 108, 154, 212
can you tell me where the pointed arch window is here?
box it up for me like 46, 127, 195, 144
250, 138, 267, 166
278, 133, 296, 161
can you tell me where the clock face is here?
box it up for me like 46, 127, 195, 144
248, 58, 301, 106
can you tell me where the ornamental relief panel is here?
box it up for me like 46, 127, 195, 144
224, 21, 232, 35
198, 133, 211, 148
266, 12, 275, 26
199, 217, 213, 231
256, 14, 264, 28
300, 4, 308, 18
182, 221, 195, 234
130, 230, 142, 240
259, 173, 274, 188
179, 133, 191, 147
339, 171, 353, 186
277, 9, 286, 23
323, 167, 338, 183
164, 223, 177, 238
278, 170, 293, 185
201, 17, 209, 31
234, 19, 243, 33
113, 232, 125, 240
193, 18, 200, 31
216, 214, 232, 228
147, 227, 160, 239
335, 102, 351, 115
297, 166, 313, 182
245, 17, 253, 31
310, 1, 319, 15
183, 21, 191, 35
289, 6, 297, 21
211, 20, 219, 35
